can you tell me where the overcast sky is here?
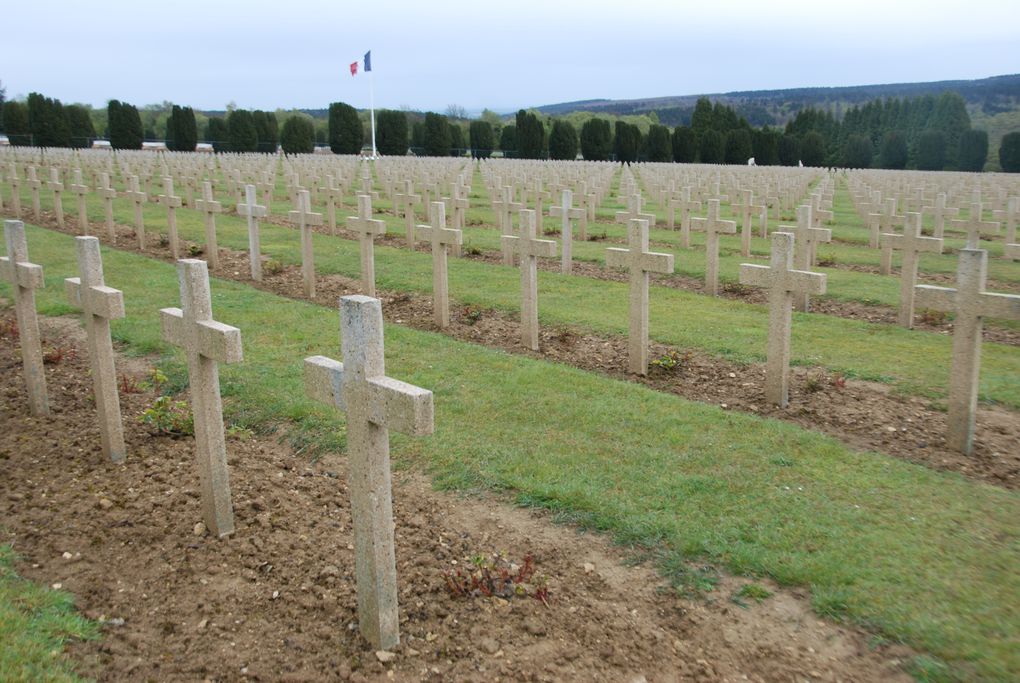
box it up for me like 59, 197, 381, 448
3, 0, 1018, 114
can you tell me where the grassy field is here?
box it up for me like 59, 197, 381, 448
2, 223, 1018, 681
0, 545, 96, 682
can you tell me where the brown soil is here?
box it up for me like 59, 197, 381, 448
0, 313, 917, 682
23, 212, 1020, 489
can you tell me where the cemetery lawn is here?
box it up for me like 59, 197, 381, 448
0, 545, 97, 682
6, 224, 1019, 681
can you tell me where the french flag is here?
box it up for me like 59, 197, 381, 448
349, 51, 371, 77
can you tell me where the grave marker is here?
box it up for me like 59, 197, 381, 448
125, 175, 148, 248
690, 199, 737, 296
502, 209, 557, 350
881, 212, 943, 327
1, 220, 48, 416
415, 201, 462, 327
237, 184, 267, 281
97, 173, 117, 242
548, 189, 584, 274
304, 295, 434, 650
157, 176, 183, 259
346, 194, 386, 297
6, 163, 22, 219
26, 167, 42, 221
950, 202, 999, 248
195, 181, 224, 270
48, 168, 65, 228
70, 170, 90, 234
289, 189, 324, 298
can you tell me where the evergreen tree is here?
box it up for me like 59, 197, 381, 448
166, 105, 197, 152
227, 109, 258, 152
280, 115, 315, 154
614, 121, 641, 163
690, 97, 714, 136
206, 118, 228, 152
422, 112, 451, 156
252, 110, 278, 153
328, 102, 362, 154
928, 92, 970, 168
580, 118, 612, 161
916, 130, 947, 171
843, 134, 873, 168
548, 119, 579, 160
880, 131, 908, 169
64, 104, 96, 148
999, 132, 1020, 173
516, 109, 545, 159
499, 124, 517, 156
751, 127, 780, 165
28, 92, 70, 147
699, 129, 724, 164
778, 134, 800, 166
108, 99, 143, 150
449, 122, 464, 156
411, 121, 426, 151
646, 124, 672, 162
724, 129, 753, 165
3, 101, 30, 145
957, 129, 988, 172
376, 109, 408, 155
469, 120, 494, 159
672, 125, 697, 163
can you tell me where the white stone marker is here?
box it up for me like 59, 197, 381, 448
125, 175, 148, 248
304, 295, 434, 650
1, 220, 48, 415
415, 201, 462, 327
48, 168, 65, 228
289, 189, 324, 298
97, 173, 117, 242
922, 193, 958, 239
237, 184, 268, 281
739, 232, 826, 408
881, 212, 943, 328
26, 167, 42, 221
791, 204, 831, 313
915, 249, 1020, 454
668, 188, 701, 248
397, 180, 421, 250
160, 259, 243, 537
690, 199, 737, 297
502, 209, 557, 350
993, 196, 1018, 247
157, 176, 183, 259
548, 189, 584, 274
65, 237, 126, 461
70, 170, 90, 234
950, 202, 999, 248
195, 181, 223, 270
1004, 242, 1020, 261
346, 194, 386, 297
7, 163, 22, 219
606, 218, 675, 375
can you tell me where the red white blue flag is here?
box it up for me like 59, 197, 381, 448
349, 61, 358, 76
364, 50, 372, 72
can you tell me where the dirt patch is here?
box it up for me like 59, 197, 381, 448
0, 313, 917, 682
20, 213, 1020, 490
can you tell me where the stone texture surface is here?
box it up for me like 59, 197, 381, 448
502, 209, 557, 350
1, 220, 48, 415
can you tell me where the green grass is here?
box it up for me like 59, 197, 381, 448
3, 225, 1018, 681
0, 545, 97, 682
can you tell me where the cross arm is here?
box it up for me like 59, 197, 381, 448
65, 279, 125, 320
739, 263, 771, 288
976, 291, 1020, 322
787, 269, 827, 296
237, 203, 267, 219
808, 227, 832, 243
2, 258, 45, 289
365, 376, 435, 436
638, 251, 674, 275
528, 238, 558, 259
161, 308, 186, 346
197, 320, 243, 364
605, 247, 630, 270
414, 224, 433, 242
304, 355, 345, 411
913, 285, 956, 313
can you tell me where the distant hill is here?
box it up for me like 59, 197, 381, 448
534, 74, 1020, 128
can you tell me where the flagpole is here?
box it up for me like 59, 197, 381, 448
369, 67, 377, 158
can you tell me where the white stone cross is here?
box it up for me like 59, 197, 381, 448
502, 209, 557, 350
501, 193, 525, 266
237, 184, 267, 281
415, 201, 462, 327
690, 199, 737, 296
289, 189, 324, 298
881, 212, 943, 327
304, 295, 434, 650
125, 175, 148, 249
667, 187, 701, 248
734, 189, 756, 257
615, 194, 655, 229
160, 259, 243, 537
325, 175, 344, 235
6, 163, 22, 219
548, 189, 584, 274
740, 232, 826, 408
25, 166, 42, 221
789, 204, 832, 312
97, 173, 117, 242
346, 194, 387, 297
915, 249, 1020, 454
157, 176, 183, 259
992, 196, 1018, 247
606, 219, 675, 375
65, 236, 126, 461
195, 181, 224, 270
1, 220, 48, 415
48, 167, 66, 228
396, 180, 421, 249
950, 202, 999, 248
69, 169, 90, 235
922, 193, 958, 240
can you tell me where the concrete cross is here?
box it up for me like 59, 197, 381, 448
195, 181, 224, 270
740, 232, 826, 408
304, 295, 434, 650
667, 187, 701, 248
25, 166, 42, 221
415, 201, 462, 327
1, 220, 48, 415
502, 209, 557, 350
125, 175, 148, 248
734, 189, 756, 257
323, 175, 343, 235
70, 169, 91, 235
65, 237, 126, 461
548, 189, 584, 274
1005, 242, 1020, 261
606, 219, 675, 375
48, 167, 66, 228
501, 193, 524, 266
881, 211, 943, 327
289, 189, 323, 298
396, 180, 421, 249
6, 163, 22, 219
97, 173, 117, 242
690, 199, 737, 297
915, 249, 1020, 454
922, 193, 959, 239
346, 194, 386, 297
788, 204, 831, 312
160, 259, 243, 537
615, 194, 655, 229
992, 196, 1018, 247
157, 176, 183, 259
237, 184, 268, 281
950, 202, 999, 248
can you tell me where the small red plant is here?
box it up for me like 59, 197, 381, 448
119, 374, 143, 394
0, 317, 18, 338
444, 554, 549, 605
831, 373, 846, 390
43, 346, 76, 365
